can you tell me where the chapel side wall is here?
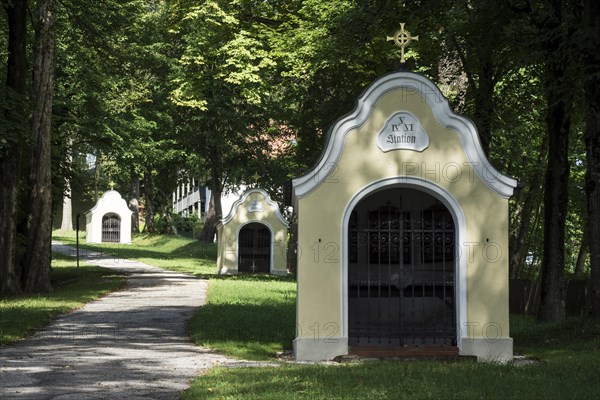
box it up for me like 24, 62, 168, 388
270, 223, 288, 273
89, 212, 102, 243
120, 211, 132, 243
85, 213, 95, 243
296, 192, 344, 338
216, 224, 226, 274
460, 194, 511, 341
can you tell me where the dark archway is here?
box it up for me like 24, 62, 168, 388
348, 187, 456, 347
102, 213, 121, 243
238, 222, 271, 273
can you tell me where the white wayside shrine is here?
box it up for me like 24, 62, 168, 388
292, 70, 517, 362
85, 190, 133, 244
216, 188, 288, 275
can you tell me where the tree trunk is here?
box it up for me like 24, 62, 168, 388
0, 0, 27, 296
472, 52, 495, 156
94, 152, 101, 201
522, 202, 544, 279
574, 228, 588, 277
143, 170, 155, 233
200, 145, 223, 243
60, 183, 73, 230
130, 169, 140, 234
538, 1, 573, 322
583, 0, 600, 317
509, 136, 548, 278
201, 192, 217, 242
60, 141, 73, 231
22, 0, 56, 294
157, 190, 173, 234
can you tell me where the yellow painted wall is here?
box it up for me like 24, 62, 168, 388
217, 189, 288, 274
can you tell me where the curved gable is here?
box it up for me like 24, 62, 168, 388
292, 71, 517, 199
86, 190, 133, 217
221, 188, 288, 228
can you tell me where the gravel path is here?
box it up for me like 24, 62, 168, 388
0, 243, 269, 400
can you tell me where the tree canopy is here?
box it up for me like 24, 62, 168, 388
1, 0, 599, 320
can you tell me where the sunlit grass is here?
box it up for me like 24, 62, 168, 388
188, 274, 296, 360
0, 252, 125, 345
183, 356, 600, 400
53, 229, 217, 276
182, 314, 600, 399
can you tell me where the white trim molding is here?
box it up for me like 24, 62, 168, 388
221, 188, 289, 228
292, 72, 517, 200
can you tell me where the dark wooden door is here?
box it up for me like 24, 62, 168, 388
238, 223, 271, 273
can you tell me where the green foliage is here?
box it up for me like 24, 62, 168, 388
169, 0, 289, 205
5, 0, 592, 295
511, 314, 600, 353
183, 356, 600, 400
171, 212, 204, 238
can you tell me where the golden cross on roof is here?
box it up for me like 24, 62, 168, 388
251, 172, 261, 185
109, 180, 115, 190
387, 23, 419, 64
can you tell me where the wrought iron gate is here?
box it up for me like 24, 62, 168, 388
101, 214, 121, 243
348, 193, 456, 347
238, 223, 271, 273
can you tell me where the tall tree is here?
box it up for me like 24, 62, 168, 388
441, 0, 519, 155
582, 0, 600, 317
60, 139, 73, 230
172, 0, 280, 241
0, 0, 27, 296
537, 0, 578, 322
22, 0, 56, 293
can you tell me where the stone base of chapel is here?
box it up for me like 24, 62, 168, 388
293, 337, 348, 362
459, 337, 513, 363
218, 267, 288, 275
293, 336, 513, 363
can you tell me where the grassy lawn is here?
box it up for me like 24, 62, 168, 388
183, 356, 600, 400
183, 315, 600, 400
0, 252, 125, 345
53, 229, 217, 277
188, 274, 296, 360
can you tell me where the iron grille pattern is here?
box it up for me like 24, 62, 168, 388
349, 201, 456, 347
101, 214, 121, 243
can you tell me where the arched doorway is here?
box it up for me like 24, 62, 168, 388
347, 187, 456, 347
238, 222, 271, 273
102, 213, 121, 243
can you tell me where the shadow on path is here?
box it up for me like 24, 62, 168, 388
0, 243, 273, 400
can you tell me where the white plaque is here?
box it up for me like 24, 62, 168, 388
377, 111, 429, 152
247, 200, 264, 213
